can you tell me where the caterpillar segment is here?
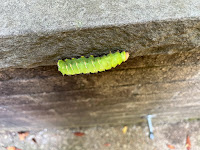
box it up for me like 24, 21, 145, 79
57, 51, 129, 75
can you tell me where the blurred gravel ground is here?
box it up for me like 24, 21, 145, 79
0, 120, 200, 150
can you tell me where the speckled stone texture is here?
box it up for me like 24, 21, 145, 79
0, 0, 200, 68
1, 0, 200, 36
0, 121, 199, 150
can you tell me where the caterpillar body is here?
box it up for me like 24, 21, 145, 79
57, 51, 129, 75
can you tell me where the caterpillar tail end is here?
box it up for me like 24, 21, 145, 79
57, 60, 66, 76
125, 52, 129, 61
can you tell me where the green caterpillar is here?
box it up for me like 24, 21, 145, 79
57, 51, 129, 75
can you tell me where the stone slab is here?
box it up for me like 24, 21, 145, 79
0, 50, 200, 129
1, 0, 200, 36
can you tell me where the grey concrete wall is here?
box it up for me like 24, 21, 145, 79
0, 0, 200, 68
1, 0, 200, 36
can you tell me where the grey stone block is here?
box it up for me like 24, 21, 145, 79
1, 0, 200, 36
0, 0, 200, 68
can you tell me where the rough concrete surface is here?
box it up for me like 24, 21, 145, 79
0, 0, 200, 36
0, 0, 200, 68
1, 50, 200, 129
0, 121, 199, 150
1, 19, 200, 68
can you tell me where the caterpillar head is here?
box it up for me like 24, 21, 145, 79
125, 52, 129, 61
